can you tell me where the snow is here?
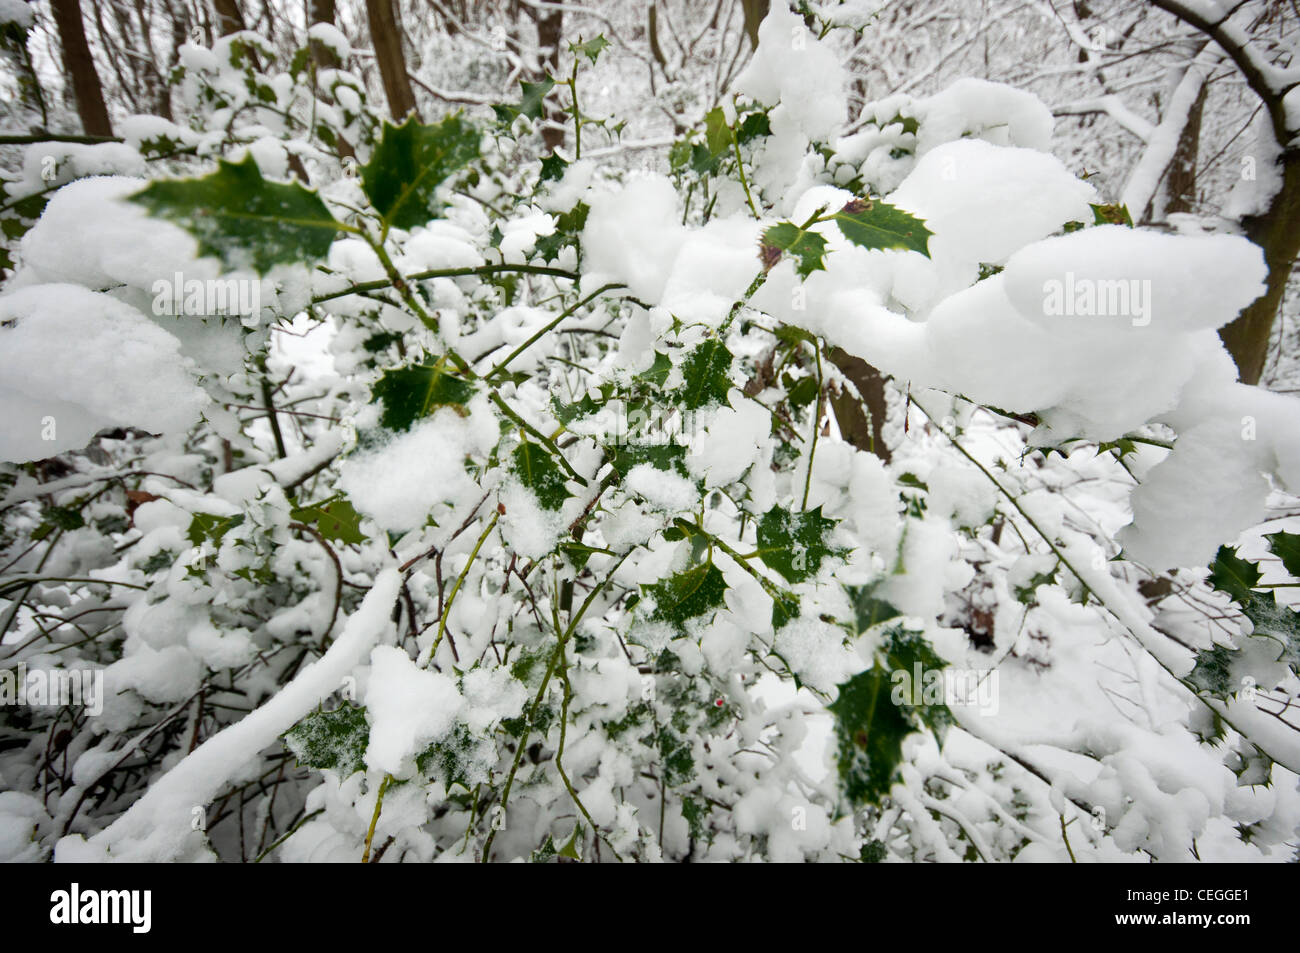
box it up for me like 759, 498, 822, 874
339, 396, 498, 533
55, 571, 401, 862
0, 0, 34, 27
772, 617, 865, 694
0, 284, 209, 462
307, 22, 351, 59
733, 2, 848, 143
582, 175, 686, 302
14, 176, 216, 291
363, 645, 463, 779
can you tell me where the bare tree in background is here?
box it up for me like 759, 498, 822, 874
49, 0, 113, 136
1147, 0, 1300, 386
366, 0, 419, 119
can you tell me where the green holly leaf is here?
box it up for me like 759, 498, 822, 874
760, 222, 828, 279
539, 152, 568, 182
494, 77, 556, 125
676, 340, 733, 410
881, 626, 955, 742
704, 107, 731, 159
371, 361, 475, 432
828, 664, 913, 808
131, 155, 341, 273
642, 561, 728, 637
416, 723, 486, 791
1188, 644, 1236, 696
283, 704, 369, 777
361, 114, 480, 230
847, 584, 902, 632
187, 512, 244, 547
572, 34, 609, 64
638, 351, 674, 389
755, 505, 846, 583
291, 496, 367, 545
532, 201, 588, 263
827, 197, 932, 258
1091, 203, 1133, 227
608, 442, 690, 478
1208, 545, 1264, 604
511, 439, 571, 511
1200, 544, 1300, 681
1265, 532, 1300, 579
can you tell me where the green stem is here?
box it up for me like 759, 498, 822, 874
490, 393, 589, 486
801, 338, 823, 511
422, 511, 500, 666
731, 119, 759, 218
361, 774, 391, 863
487, 283, 625, 380
311, 264, 581, 305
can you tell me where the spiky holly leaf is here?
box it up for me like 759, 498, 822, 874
642, 561, 728, 637
510, 439, 571, 511
755, 505, 846, 583
1265, 532, 1300, 579
1198, 545, 1300, 682
676, 339, 733, 410
638, 351, 674, 389
847, 584, 902, 632
1188, 644, 1236, 696
1207, 545, 1262, 602
494, 77, 557, 125
828, 664, 913, 808
881, 626, 956, 743
290, 496, 367, 545
572, 34, 609, 63
361, 114, 480, 230
187, 512, 244, 547
131, 155, 341, 273
760, 221, 828, 279
608, 442, 690, 478
283, 704, 369, 777
827, 197, 932, 258
539, 152, 568, 182
371, 361, 474, 432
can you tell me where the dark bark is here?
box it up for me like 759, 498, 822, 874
366, 0, 419, 120
741, 0, 769, 49
1162, 82, 1204, 215
50, 0, 113, 137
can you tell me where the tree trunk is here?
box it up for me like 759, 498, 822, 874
366, 0, 419, 121
534, 7, 564, 152
50, 0, 113, 137
309, 0, 340, 69
1161, 84, 1204, 216
740, 0, 769, 49
211, 0, 248, 35
1223, 158, 1300, 385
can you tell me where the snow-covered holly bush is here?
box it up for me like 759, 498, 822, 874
2, 5, 1299, 863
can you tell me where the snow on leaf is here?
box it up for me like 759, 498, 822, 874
130, 155, 341, 273
676, 339, 734, 411
283, 704, 369, 777
755, 504, 845, 583
642, 561, 728, 637
510, 438, 571, 511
